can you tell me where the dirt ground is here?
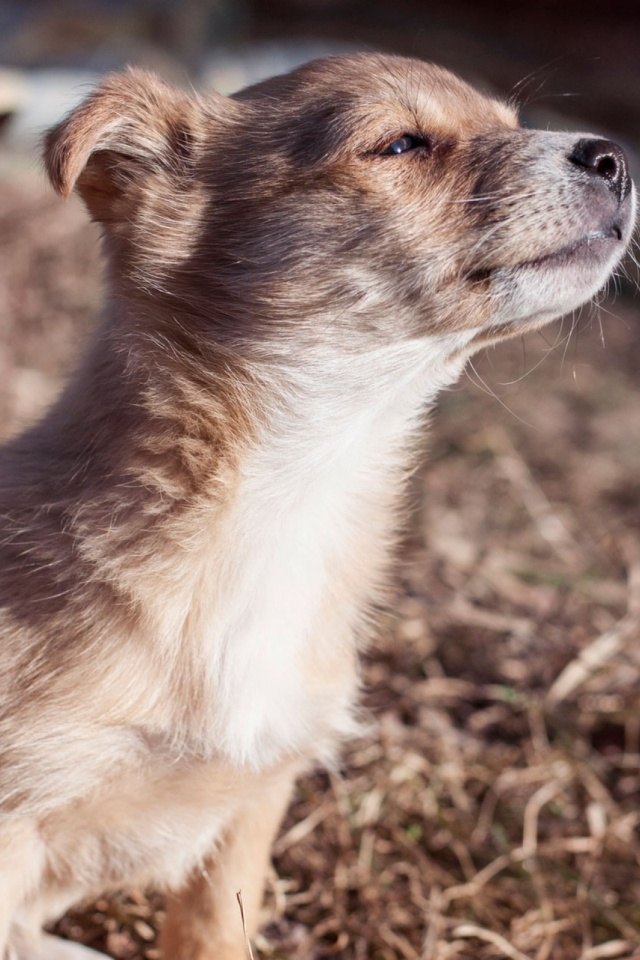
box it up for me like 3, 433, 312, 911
1, 154, 640, 960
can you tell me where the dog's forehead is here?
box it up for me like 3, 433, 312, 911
348, 58, 515, 134
241, 54, 517, 138
390, 67, 516, 135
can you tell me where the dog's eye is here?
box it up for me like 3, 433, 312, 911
381, 135, 427, 155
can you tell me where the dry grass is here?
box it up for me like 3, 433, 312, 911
2, 177, 640, 960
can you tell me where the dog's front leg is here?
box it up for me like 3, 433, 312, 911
0, 819, 48, 960
14, 934, 112, 960
160, 766, 297, 960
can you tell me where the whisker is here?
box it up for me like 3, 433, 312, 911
446, 189, 539, 206
507, 55, 566, 108
466, 357, 536, 428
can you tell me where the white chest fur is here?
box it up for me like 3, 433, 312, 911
187, 334, 475, 770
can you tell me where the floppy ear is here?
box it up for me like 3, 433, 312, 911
44, 68, 201, 224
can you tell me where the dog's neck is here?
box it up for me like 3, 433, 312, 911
3, 310, 477, 766
196, 333, 475, 766
10, 310, 478, 570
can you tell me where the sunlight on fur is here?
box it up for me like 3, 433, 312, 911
0, 52, 635, 960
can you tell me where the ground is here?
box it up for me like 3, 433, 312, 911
1, 169, 639, 960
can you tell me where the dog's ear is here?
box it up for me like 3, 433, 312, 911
44, 69, 203, 224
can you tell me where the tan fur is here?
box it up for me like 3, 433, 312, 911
0, 54, 634, 960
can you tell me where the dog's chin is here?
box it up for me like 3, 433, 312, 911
485, 227, 632, 331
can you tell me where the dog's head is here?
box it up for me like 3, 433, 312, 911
45, 54, 635, 357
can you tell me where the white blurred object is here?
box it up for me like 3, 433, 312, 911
0, 68, 29, 118
1, 69, 100, 149
203, 40, 358, 95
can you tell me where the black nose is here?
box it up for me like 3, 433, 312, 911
569, 138, 630, 201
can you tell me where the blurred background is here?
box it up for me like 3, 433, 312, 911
1, 3, 640, 959
0, 0, 639, 163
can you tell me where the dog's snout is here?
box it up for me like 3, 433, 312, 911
569, 138, 630, 201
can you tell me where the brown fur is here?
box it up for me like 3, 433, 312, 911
0, 54, 634, 960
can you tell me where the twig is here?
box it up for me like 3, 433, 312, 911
580, 942, 634, 960
236, 890, 255, 960
454, 923, 534, 960
272, 803, 331, 855
496, 451, 582, 568
546, 613, 640, 705
521, 778, 569, 858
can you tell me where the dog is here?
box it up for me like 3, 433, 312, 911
0, 53, 635, 960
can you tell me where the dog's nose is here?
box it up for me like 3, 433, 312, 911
569, 138, 630, 201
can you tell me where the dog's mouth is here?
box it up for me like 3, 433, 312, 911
465, 222, 625, 285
